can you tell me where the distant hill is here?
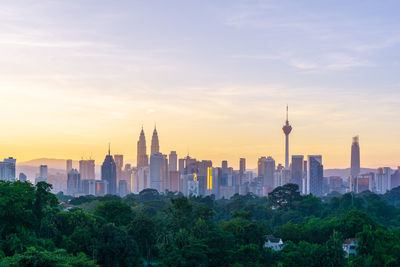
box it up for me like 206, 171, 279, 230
324, 168, 377, 178
19, 158, 79, 169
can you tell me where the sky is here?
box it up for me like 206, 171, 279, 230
0, 0, 399, 169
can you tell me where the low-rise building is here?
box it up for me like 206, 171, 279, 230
343, 238, 358, 257
264, 235, 284, 251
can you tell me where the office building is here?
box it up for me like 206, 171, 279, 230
40, 165, 48, 180
79, 160, 95, 180
0, 157, 16, 182
376, 167, 392, 194
95, 180, 108, 196
66, 159, 72, 174
19, 172, 27, 182
137, 127, 149, 167
82, 179, 96, 195
328, 176, 343, 193
119, 180, 128, 197
291, 155, 304, 190
114, 154, 123, 187
149, 152, 167, 193
169, 151, 177, 172
307, 155, 323, 196
67, 169, 81, 196
391, 167, 400, 189
101, 146, 117, 195
260, 156, 275, 188
133, 166, 150, 193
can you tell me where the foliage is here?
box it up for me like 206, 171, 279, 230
2, 181, 400, 266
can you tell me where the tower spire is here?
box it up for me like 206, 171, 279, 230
108, 143, 111, 155
286, 104, 289, 122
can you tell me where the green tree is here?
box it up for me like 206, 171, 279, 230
94, 200, 135, 226
0, 247, 97, 267
269, 183, 301, 209
96, 224, 140, 267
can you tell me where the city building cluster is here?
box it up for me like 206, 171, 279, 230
1, 107, 399, 198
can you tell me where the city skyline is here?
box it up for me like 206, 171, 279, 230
2, 115, 398, 170
0, 1, 399, 169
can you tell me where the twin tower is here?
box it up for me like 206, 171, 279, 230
137, 126, 159, 168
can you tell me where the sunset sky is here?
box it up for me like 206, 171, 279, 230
0, 0, 399, 169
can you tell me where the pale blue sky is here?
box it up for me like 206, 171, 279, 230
0, 0, 399, 168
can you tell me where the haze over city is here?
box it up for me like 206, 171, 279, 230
0, 1, 399, 169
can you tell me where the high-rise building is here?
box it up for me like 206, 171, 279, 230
178, 158, 185, 175
282, 105, 292, 170
79, 160, 95, 180
221, 160, 228, 173
114, 154, 124, 187
307, 155, 323, 196
302, 160, 308, 194
149, 152, 167, 193
239, 158, 246, 174
291, 155, 304, 190
391, 167, 400, 189
95, 180, 108, 196
169, 151, 177, 172
351, 136, 360, 178
376, 167, 392, 194
118, 180, 128, 197
258, 156, 275, 188
101, 146, 117, 195
239, 158, 246, 185
40, 165, 48, 180
66, 159, 72, 174
0, 157, 16, 182
19, 172, 27, 182
258, 157, 266, 177
137, 127, 149, 167
151, 126, 160, 155
82, 179, 96, 195
67, 169, 81, 196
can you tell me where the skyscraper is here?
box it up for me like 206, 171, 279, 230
67, 169, 81, 196
282, 105, 292, 170
262, 157, 275, 188
169, 151, 177, 172
101, 145, 117, 195
151, 126, 160, 155
0, 157, 16, 182
291, 155, 304, 190
79, 160, 95, 180
239, 158, 246, 175
351, 136, 360, 178
307, 155, 323, 196
149, 152, 167, 192
239, 158, 246, 184
137, 127, 149, 167
66, 159, 72, 174
114, 154, 124, 187
40, 165, 48, 180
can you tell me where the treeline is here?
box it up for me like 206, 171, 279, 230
1, 181, 400, 266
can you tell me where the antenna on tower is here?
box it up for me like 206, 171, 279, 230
108, 143, 111, 155
286, 104, 289, 122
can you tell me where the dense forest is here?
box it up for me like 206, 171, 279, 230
1, 181, 400, 266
